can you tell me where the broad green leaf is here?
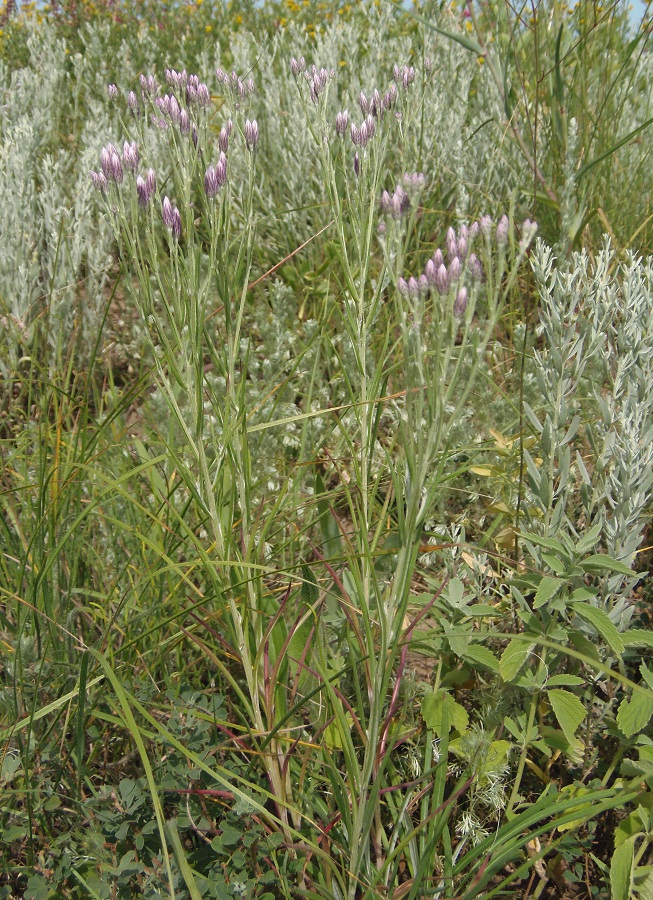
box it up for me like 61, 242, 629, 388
574, 522, 603, 555
610, 834, 635, 900
520, 531, 566, 555
635, 867, 653, 900
615, 809, 647, 848
580, 554, 635, 577
571, 603, 624, 655
533, 575, 563, 609
617, 692, 653, 738
500, 638, 533, 682
483, 740, 512, 773
463, 644, 500, 672
421, 691, 469, 737
623, 630, 653, 649
546, 675, 585, 688
547, 689, 586, 745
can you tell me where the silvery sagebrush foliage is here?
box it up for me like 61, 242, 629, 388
527, 238, 653, 626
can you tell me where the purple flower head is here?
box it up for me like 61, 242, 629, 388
140, 73, 157, 96
432, 248, 443, 268
449, 256, 462, 282
245, 78, 255, 95
424, 259, 437, 285
446, 227, 457, 261
407, 277, 419, 299
350, 123, 360, 146
101, 145, 123, 184
244, 118, 259, 151
335, 109, 349, 137
100, 146, 112, 179
365, 114, 375, 140
469, 220, 480, 239
496, 214, 509, 245
168, 95, 181, 126
436, 264, 448, 295
359, 91, 369, 115
180, 109, 191, 135
418, 274, 430, 295
145, 168, 156, 198
204, 165, 220, 199
136, 175, 150, 207
398, 277, 409, 297
467, 253, 483, 282
216, 152, 227, 186
290, 57, 301, 76
186, 82, 198, 106
457, 235, 468, 259
90, 170, 108, 193
354, 152, 360, 177
359, 120, 369, 147
371, 89, 383, 118
225, 118, 234, 137
162, 196, 174, 229
454, 287, 468, 318
219, 125, 230, 152
127, 90, 138, 112
380, 190, 391, 214
122, 140, 139, 172
108, 83, 119, 100
480, 215, 493, 236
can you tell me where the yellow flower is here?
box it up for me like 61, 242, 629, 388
205, 23, 212, 31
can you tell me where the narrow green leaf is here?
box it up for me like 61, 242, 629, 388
610, 834, 635, 900
167, 819, 203, 900
404, 7, 484, 54
533, 576, 563, 609
617, 692, 653, 738
546, 675, 585, 688
500, 638, 533, 682
547, 689, 586, 745
623, 630, 653, 649
520, 531, 566, 555
571, 603, 624, 655
577, 116, 653, 181
574, 522, 602, 555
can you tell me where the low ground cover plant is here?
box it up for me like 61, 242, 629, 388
1, 1, 652, 898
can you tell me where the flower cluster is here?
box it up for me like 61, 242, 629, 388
380, 173, 426, 220
244, 119, 259, 151
136, 169, 156, 207
164, 68, 211, 108
204, 152, 227, 198
215, 68, 255, 105
162, 196, 181, 239
358, 85, 397, 118
393, 63, 416, 91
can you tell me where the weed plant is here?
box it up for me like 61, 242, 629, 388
1, 1, 653, 898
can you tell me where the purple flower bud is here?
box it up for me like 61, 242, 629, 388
145, 168, 156, 198
169, 95, 181, 126
365, 114, 375, 140
398, 277, 409, 296
372, 89, 383, 118
127, 90, 138, 112
215, 152, 227, 186
454, 287, 468, 317
108, 149, 123, 184
140, 73, 157, 95
216, 67, 226, 83
496, 214, 509, 245
432, 248, 444, 268
381, 190, 391, 214
407, 277, 419, 299
108, 83, 119, 99
100, 147, 112, 179
191, 126, 199, 150
225, 118, 233, 137
393, 64, 401, 81
480, 215, 493, 236
418, 274, 429, 294
197, 83, 211, 107
449, 256, 462, 282
457, 235, 468, 259
245, 78, 255, 95
186, 83, 198, 105
180, 109, 191, 134
436, 264, 448, 295
335, 110, 349, 137
359, 91, 369, 115
377, 221, 387, 235
244, 118, 259, 151
290, 57, 300, 76
446, 226, 457, 261
122, 140, 139, 172
162, 196, 174, 229
467, 253, 483, 282
350, 123, 360, 146
424, 259, 437, 284
469, 221, 480, 239
204, 165, 220, 198
136, 175, 150, 207
354, 152, 360, 177
219, 126, 229, 152
90, 170, 108, 192
359, 121, 369, 147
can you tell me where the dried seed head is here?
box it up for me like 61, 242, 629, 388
454, 287, 468, 317
108, 83, 119, 99
335, 109, 349, 137
424, 57, 432, 74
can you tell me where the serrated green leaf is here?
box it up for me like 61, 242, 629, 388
463, 644, 499, 672
500, 638, 533, 682
548, 689, 586, 745
421, 691, 469, 737
533, 575, 563, 609
610, 834, 635, 900
623, 630, 653, 649
617, 692, 653, 738
541, 553, 568, 575
580, 554, 635, 576
520, 531, 567, 555
571, 602, 624, 655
